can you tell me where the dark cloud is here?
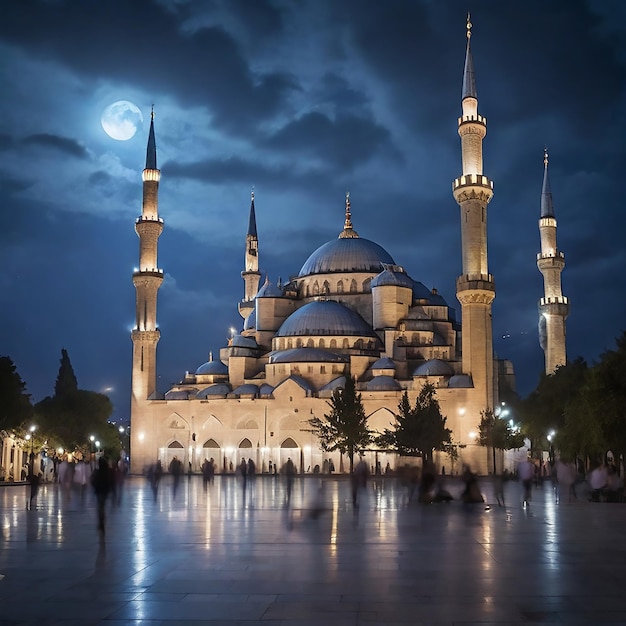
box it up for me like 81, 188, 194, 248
23, 133, 89, 159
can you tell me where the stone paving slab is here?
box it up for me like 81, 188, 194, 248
1, 475, 625, 625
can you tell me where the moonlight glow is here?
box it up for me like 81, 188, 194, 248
101, 100, 143, 141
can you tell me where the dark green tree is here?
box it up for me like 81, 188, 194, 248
477, 408, 526, 474
518, 357, 588, 456
36, 349, 115, 455
377, 384, 452, 466
307, 375, 371, 473
55, 348, 78, 397
0, 356, 33, 431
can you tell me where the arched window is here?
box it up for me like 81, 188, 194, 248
287, 339, 293, 349
281, 437, 299, 449
343, 338, 349, 349
307, 338, 314, 347
313, 281, 320, 296
330, 339, 337, 349
362, 278, 371, 292
319, 338, 325, 348
203, 438, 220, 449
296, 338, 303, 348
239, 438, 253, 448
323, 280, 330, 295
337, 280, 344, 293
168, 441, 184, 449
350, 279, 357, 293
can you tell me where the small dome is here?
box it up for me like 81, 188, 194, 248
196, 383, 232, 398
371, 357, 396, 370
259, 383, 274, 396
233, 383, 259, 397
448, 374, 473, 388
257, 278, 283, 298
371, 268, 413, 289
320, 376, 346, 392
366, 375, 401, 391
413, 359, 454, 376
164, 389, 194, 400
276, 300, 377, 338
195, 359, 228, 376
232, 335, 258, 348
299, 237, 395, 277
270, 348, 349, 363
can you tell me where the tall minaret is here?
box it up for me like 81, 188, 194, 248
131, 108, 164, 402
537, 149, 568, 373
453, 15, 496, 408
239, 190, 261, 320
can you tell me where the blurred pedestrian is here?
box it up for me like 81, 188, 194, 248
518, 456, 534, 506
352, 456, 369, 509
461, 464, 483, 503
91, 457, 114, 540
169, 456, 183, 499
27, 471, 41, 510
147, 460, 163, 501
283, 457, 295, 506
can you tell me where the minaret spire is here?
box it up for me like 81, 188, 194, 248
339, 191, 359, 239
131, 106, 164, 470
453, 16, 496, 436
462, 13, 477, 100
239, 188, 261, 319
537, 149, 568, 373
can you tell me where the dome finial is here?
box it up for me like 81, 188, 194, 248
251, 185, 254, 202
151, 104, 154, 121
544, 146, 549, 168
466, 12, 472, 40
339, 191, 359, 238
209, 350, 213, 362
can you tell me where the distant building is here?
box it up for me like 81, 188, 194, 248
129, 19, 553, 475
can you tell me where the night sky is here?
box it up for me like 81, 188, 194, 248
1, 0, 625, 423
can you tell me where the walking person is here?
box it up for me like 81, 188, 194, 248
91, 457, 114, 540
27, 470, 41, 510
283, 457, 295, 507
518, 456, 535, 506
169, 456, 182, 500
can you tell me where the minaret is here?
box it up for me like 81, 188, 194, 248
131, 108, 164, 402
537, 149, 568, 373
339, 191, 359, 239
453, 15, 496, 407
239, 190, 261, 319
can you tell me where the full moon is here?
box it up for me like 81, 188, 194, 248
101, 100, 143, 141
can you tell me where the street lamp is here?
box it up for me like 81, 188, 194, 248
89, 435, 96, 469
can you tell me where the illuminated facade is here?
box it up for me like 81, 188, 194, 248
130, 20, 516, 475
537, 150, 568, 373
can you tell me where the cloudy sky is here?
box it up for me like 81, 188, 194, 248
1, 0, 624, 422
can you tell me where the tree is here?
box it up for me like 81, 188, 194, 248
377, 384, 452, 466
518, 357, 588, 456
307, 375, 371, 473
55, 348, 78, 397
0, 356, 34, 432
36, 349, 114, 455
477, 408, 525, 474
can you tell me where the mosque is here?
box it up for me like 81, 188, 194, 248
128, 19, 568, 476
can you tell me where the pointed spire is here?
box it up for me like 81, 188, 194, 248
145, 105, 157, 170
247, 188, 258, 238
339, 191, 359, 239
462, 13, 477, 100
541, 148, 555, 218
209, 350, 213, 362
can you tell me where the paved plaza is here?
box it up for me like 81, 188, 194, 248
1, 474, 625, 625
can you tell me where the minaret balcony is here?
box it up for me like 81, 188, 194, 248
456, 273, 495, 293
537, 254, 565, 272
458, 114, 487, 127
540, 296, 568, 305
136, 216, 164, 224
133, 269, 164, 281
452, 175, 494, 204
537, 251, 564, 260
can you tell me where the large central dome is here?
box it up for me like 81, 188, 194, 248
298, 237, 395, 276
299, 193, 396, 277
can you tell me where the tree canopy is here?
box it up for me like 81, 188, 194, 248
477, 408, 526, 473
0, 355, 33, 432
307, 375, 371, 473
377, 384, 452, 465
35, 349, 115, 455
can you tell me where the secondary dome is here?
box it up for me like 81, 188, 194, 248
276, 300, 377, 337
298, 237, 395, 276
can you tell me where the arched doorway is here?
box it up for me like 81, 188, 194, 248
280, 437, 300, 473
202, 438, 221, 474
163, 440, 184, 471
